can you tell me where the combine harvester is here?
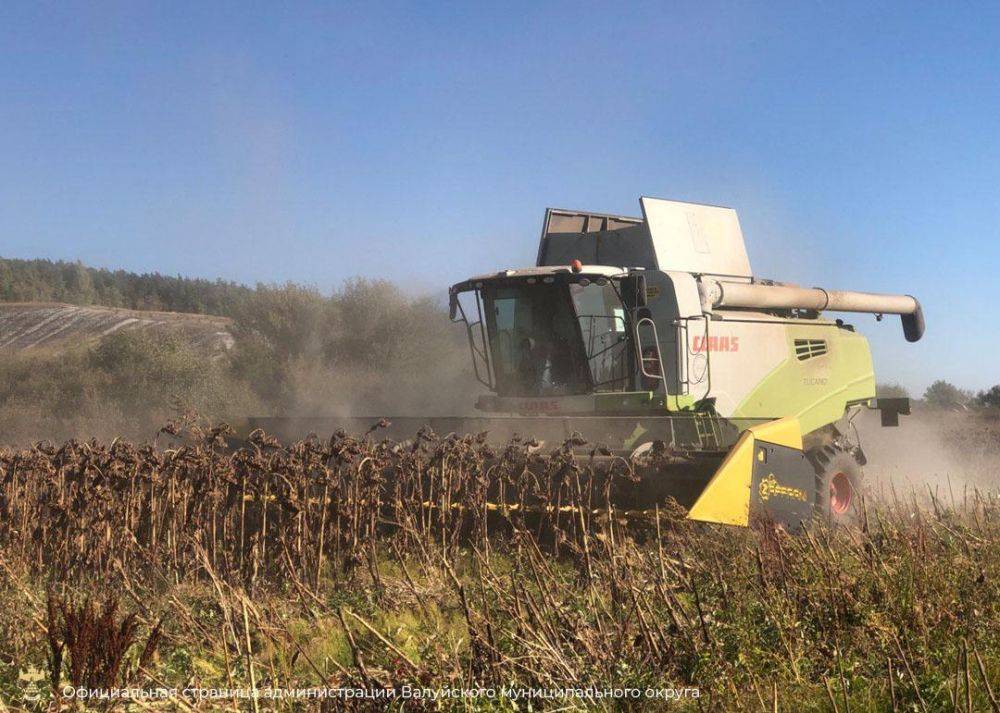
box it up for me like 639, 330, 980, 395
253, 197, 923, 528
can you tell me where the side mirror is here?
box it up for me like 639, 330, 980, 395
621, 274, 647, 309
449, 292, 459, 320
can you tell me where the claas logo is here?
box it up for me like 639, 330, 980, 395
692, 336, 740, 352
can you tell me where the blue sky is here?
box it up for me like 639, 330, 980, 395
1, 1, 998, 393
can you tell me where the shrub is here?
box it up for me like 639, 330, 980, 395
877, 383, 910, 399
922, 380, 970, 409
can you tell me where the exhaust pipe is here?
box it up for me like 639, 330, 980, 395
701, 280, 925, 342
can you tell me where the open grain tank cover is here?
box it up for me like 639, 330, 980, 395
536, 197, 754, 278
640, 197, 753, 278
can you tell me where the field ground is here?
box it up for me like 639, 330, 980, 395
0, 419, 995, 711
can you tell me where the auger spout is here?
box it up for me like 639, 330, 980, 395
699, 279, 925, 342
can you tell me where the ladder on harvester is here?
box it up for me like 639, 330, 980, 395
693, 413, 721, 450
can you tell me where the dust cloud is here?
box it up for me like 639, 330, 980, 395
856, 409, 999, 500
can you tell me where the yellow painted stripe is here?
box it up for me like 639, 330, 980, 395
686, 431, 754, 526
748, 416, 803, 450
687, 417, 805, 526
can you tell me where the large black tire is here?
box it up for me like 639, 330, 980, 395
808, 446, 864, 525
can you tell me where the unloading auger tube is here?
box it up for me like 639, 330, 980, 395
699, 279, 925, 342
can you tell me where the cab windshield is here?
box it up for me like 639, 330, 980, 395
482, 277, 630, 397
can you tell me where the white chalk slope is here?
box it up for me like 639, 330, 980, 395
0, 302, 233, 354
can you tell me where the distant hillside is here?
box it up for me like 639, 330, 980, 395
0, 259, 476, 444
0, 302, 233, 355
0, 256, 253, 316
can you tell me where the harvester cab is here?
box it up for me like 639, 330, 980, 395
449, 197, 923, 528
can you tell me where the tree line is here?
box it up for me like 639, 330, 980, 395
0, 256, 254, 315
878, 381, 1000, 410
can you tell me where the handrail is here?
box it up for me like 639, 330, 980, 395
453, 292, 493, 389
635, 316, 664, 382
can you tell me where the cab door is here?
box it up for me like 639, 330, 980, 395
647, 271, 712, 406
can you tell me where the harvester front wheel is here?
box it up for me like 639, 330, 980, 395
809, 446, 863, 525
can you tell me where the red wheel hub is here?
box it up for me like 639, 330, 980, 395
830, 472, 853, 514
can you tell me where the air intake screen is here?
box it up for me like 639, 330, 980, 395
794, 339, 828, 361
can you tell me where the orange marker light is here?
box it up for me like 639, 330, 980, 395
570, 259, 583, 273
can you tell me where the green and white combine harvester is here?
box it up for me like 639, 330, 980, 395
252, 197, 924, 528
